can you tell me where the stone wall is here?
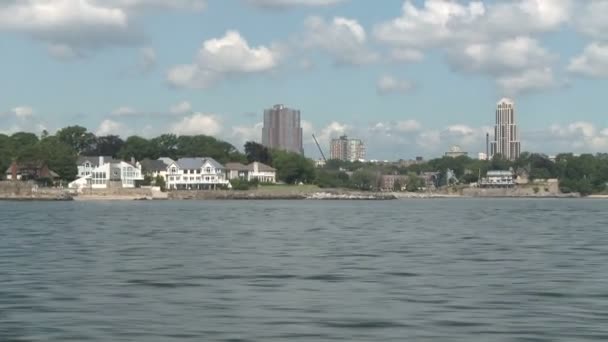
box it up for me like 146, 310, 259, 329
0, 181, 71, 200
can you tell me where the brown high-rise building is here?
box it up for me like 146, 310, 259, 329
262, 104, 303, 155
330, 135, 366, 162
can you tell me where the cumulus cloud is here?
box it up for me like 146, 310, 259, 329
303, 16, 378, 65
171, 113, 222, 136
12, 106, 34, 119
231, 122, 263, 145
139, 47, 157, 72
167, 30, 281, 89
543, 121, 608, 151
376, 75, 414, 95
568, 43, 608, 78
389, 48, 424, 63
96, 119, 129, 136
576, 0, 608, 41
373, 0, 570, 94
170, 101, 193, 115
111, 106, 138, 116
0, 0, 205, 58
245, 0, 345, 9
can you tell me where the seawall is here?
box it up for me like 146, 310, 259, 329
0, 181, 72, 201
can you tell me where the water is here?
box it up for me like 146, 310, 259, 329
1, 199, 608, 341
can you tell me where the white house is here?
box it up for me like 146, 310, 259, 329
69, 156, 143, 190
479, 170, 515, 188
140, 158, 171, 180
166, 157, 229, 190
225, 162, 277, 183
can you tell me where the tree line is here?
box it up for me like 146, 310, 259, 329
2, 126, 608, 195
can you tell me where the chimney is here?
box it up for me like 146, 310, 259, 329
253, 162, 259, 173
131, 157, 135, 165
99, 156, 104, 166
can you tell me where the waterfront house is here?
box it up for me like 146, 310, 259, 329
165, 157, 229, 190
5, 161, 60, 182
225, 162, 277, 183
479, 170, 515, 188
140, 159, 170, 179
69, 156, 143, 190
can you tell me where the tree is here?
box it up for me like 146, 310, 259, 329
118, 136, 155, 161
89, 135, 125, 157
56, 126, 96, 155
244, 141, 272, 165
406, 173, 424, 192
10, 132, 39, 151
271, 150, 315, 184
14, 136, 78, 181
315, 169, 350, 188
350, 170, 377, 191
150, 134, 179, 159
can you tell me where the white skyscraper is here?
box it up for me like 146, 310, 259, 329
490, 98, 521, 161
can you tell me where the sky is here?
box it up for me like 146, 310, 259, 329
1, 0, 608, 160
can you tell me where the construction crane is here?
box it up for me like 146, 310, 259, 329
312, 134, 327, 162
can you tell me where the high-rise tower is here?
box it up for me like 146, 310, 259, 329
490, 98, 521, 161
262, 104, 303, 155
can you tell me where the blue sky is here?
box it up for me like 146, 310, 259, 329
1, 0, 608, 159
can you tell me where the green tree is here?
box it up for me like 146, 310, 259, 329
244, 141, 272, 165
271, 150, 315, 184
56, 126, 96, 155
118, 136, 155, 161
89, 135, 125, 157
406, 173, 425, 192
350, 169, 377, 191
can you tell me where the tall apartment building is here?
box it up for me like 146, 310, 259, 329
490, 98, 521, 161
329, 135, 366, 162
262, 104, 303, 155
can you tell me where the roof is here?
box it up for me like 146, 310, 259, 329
77, 156, 116, 167
205, 157, 225, 170
174, 157, 225, 170
225, 162, 249, 171
225, 162, 275, 172
252, 162, 276, 172
158, 157, 175, 165
140, 159, 168, 172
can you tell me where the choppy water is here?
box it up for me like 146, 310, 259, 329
1, 199, 608, 341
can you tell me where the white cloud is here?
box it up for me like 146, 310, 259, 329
576, 1, 608, 41
568, 43, 608, 78
303, 16, 378, 65
171, 113, 222, 136
245, 0, 345, 9
170, 101, 193, 115
111, 106, 138, 116
416, 130, 441, 148
376, 75, 414, 95
497, 67, 558, 95
12, 106, 34, 119
167, 30, 280, 89
231, 122, 263, 145
389, 48, 424, 63
373, 0, 570, 94
96, 119, 128, 136
98, 0, 206, 10
0, 0, 206, 58
396, 120, 422, 133
544, 121, 608, 151
449, 36, 554, 75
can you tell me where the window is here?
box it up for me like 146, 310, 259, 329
196, 169, 201, 174
171, 167, 176, 174
206, 167, 211, 173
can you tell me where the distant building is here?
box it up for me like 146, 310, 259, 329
329, 135, 366, 162
444, 145, 468, 158
478, 152, 488, 161
479, 170, 515, 188
491, 98, 521, 161
69, 156, 143, 190
5, 161, 60, 182
165, 158, 229, 190
225, 162, 277, 183
262, 104, 303, 155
